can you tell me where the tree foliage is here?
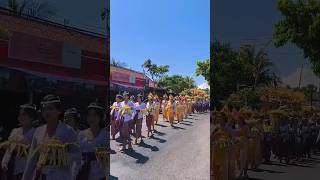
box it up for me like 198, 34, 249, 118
7, 0, 56, 18
142, 59, 169, 81
111, 58, 127, 68
211, 41, 278, 108
273, 0, 320, 76
196, 59, 210, 83
157, 75, 196, 94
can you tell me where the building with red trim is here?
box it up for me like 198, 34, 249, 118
0, 8, 108, 136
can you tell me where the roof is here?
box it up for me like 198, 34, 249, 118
0, 7, 107, 54
0, 7, 106, 38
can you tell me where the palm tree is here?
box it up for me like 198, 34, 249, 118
111, 58, 127, 68
7, 0, 55, 18
101, 8, 110, 34
239, 45, 274, 89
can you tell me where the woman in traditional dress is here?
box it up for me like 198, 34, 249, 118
110, 94, 122, 140
161, 94, 168, 122
166, 95, 175, 126
22, 94, 81, 180
146, 93, 155, 138
236, 115, 250, 179
133, 94, 145, 144
117, 91, 134, 151
175, 98, 182, 123
153, 95, 160, 126
1, 103, 37, 180
212, 112, 230, 180
77, 102, 109, 180
64, 108, 81, 132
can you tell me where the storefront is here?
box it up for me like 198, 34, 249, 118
0, 10, 108, 137
110, 65, 157, 101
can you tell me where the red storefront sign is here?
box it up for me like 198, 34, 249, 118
8, 31, 63, 66
110, 66, 146, 88
0, 38, 107, 86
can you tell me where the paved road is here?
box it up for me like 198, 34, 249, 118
248, 153, 320, 180
110, 113, 210, 180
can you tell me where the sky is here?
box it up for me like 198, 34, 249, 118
110, 0, 210, 86
213, 0, 311, 80
0, 0, 107, 35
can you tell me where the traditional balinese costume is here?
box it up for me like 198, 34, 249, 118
78, 129, 109, 180
153, 96, 160, 125
1, 104, 37, 180
161, 95, 168, 122
212, 124, 231, 180
133, 94, 146, 143
145, 94, 155, 136
117, 92, 134, 150
77, 102, 109, 180
166, 95, 175, 125
22, 95, 81, 180
110, 95, 122, 140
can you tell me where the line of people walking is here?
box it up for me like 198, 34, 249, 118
0, 94, 109, 180
211, 108, 320, 180
110, 91, 210, 152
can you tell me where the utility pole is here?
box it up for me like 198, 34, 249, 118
298, 63, 304, 89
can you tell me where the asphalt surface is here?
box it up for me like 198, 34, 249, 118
248, 153, 320, 180
110, 113, 210, 180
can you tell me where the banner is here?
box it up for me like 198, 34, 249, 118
62, 43, 81, 69
8, 31, 63, 66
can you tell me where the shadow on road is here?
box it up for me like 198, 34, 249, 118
171, 125, 186, 130
179, 122, 193, 126
182, 120, 194, 123
155, 124, 169, 127
150, 135, 167, 143
124, 149, 149, 164
250, 168, 284, 174
262, 161, 287, 167
287, 163, 313, 168
138, 141, 159, 151
154, 130, 166, 136
110, 175, 119, 180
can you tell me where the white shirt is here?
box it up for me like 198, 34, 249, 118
78, 128, 109, 180
146, 102, 155, 116
110, 102, 121, 119
134, 102, 146, 119
117, 101, 134, 122
22, 122, 80, 180
1, 127, 35, 175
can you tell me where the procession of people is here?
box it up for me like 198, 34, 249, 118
211, 107, 320, 180
0, 89, 210, 180
0, 94, 109, 180
110, 91, 210, 152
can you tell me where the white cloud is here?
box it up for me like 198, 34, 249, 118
198, 82, 210, 89
282, 68, 320, 88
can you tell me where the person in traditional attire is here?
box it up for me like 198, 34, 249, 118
153, 95, 160, 126
183, 97, 188, 119
175, 97, 183, 123
212, 112, 231, 180
146, 93, 155, 137
161, 94, 168, 122
77, 102, 109, 180
262, 119, 273, 163
117, 92, 134, 151
64, 108, 81, 132
22, 94, 81, 180
133, 94, 146, 144
236, 115, 250, 179
110, 94, 122, 140
1, 103, 37, 180
166, 95, 176, 126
